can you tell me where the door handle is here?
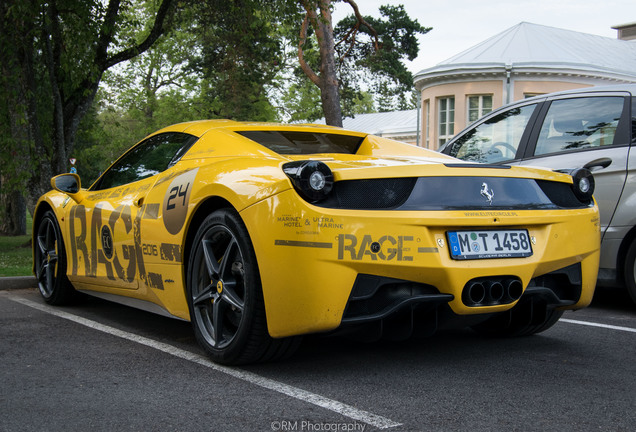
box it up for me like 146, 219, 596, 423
584, 157, 612, 171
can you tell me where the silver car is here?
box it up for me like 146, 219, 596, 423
440, 84, 636, 302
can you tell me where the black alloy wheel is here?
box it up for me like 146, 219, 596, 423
187, 209, 300, 364
34, 210, 75, 304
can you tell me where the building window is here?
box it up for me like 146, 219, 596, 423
467, 95, 493, 123
424, 99, 430, 148
438, 97, 455, 147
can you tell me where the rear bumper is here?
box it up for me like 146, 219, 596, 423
242, 190, 600, 338
342, 262, 583, 325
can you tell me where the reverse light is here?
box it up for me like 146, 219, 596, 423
283, 160, 334, 202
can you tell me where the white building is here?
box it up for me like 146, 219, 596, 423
325, 109, 420, 145
414, 22, 636, 149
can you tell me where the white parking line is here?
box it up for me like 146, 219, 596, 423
560, 318, 636, 333
9, 295, 401, 430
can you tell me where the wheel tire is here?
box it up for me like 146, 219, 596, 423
623, 239, 636, 304
471, 300, 563, 337
186, 209, 299, 365
34, 210, 75, 305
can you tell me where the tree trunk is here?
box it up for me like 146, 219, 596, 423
0, 181, 26, 236
0, 1, 33, 235
299, 0, 343, 127
314, 1, 342, 127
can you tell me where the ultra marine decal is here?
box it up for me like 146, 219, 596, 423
163, 168, 198, 235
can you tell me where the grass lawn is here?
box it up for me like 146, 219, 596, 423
0, 212, 33, 277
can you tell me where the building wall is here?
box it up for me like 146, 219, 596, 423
420, 80, 502, 149
419, 78, 596, 150
378, 132, 418, 145
511, 80, 590, 101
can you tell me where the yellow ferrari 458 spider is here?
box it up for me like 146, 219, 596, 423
33, 120, 600, 364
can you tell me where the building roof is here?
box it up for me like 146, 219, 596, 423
415, 22, 636, 86
315, 109, 418, 136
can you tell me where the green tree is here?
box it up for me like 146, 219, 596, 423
0, 0, 175, 235
188, 0, 284, 121
0, 1, 44, 234
101, 2, 198, 133
83, 1, 426, 135
335, 4, 429, 111
295, 0, 430, 125
74, 0, 284, 186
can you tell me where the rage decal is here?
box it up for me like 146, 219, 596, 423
68, 202, 183, 288
337, 234, 414, 261
274, 233, 439, 262
163, 168, 198, 235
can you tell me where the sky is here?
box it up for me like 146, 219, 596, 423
332, 0, 636, 73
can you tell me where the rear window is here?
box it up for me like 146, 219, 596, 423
237, 131, 364, 155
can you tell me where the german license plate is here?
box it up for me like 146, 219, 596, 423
446, 229, 533, 260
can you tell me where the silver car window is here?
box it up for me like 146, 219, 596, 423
534, 97, 624, 156
448, 104, 537, 163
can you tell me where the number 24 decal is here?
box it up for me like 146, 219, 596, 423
166, 182, 190, 210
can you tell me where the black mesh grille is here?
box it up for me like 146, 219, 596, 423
321, 178, 417, 209
527, 262, 582, 303
312, 176, 590, 210
341, 274, 450, 324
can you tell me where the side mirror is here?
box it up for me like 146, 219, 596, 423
51, 173, 86, 203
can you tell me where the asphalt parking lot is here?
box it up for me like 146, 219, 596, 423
1, 283, 634, 432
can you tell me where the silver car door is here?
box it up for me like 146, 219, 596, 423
517, 93, 631, 239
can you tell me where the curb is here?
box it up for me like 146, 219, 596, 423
0, 276, 37, 290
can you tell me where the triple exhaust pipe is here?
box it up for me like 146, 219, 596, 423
462, 277, 523, 307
